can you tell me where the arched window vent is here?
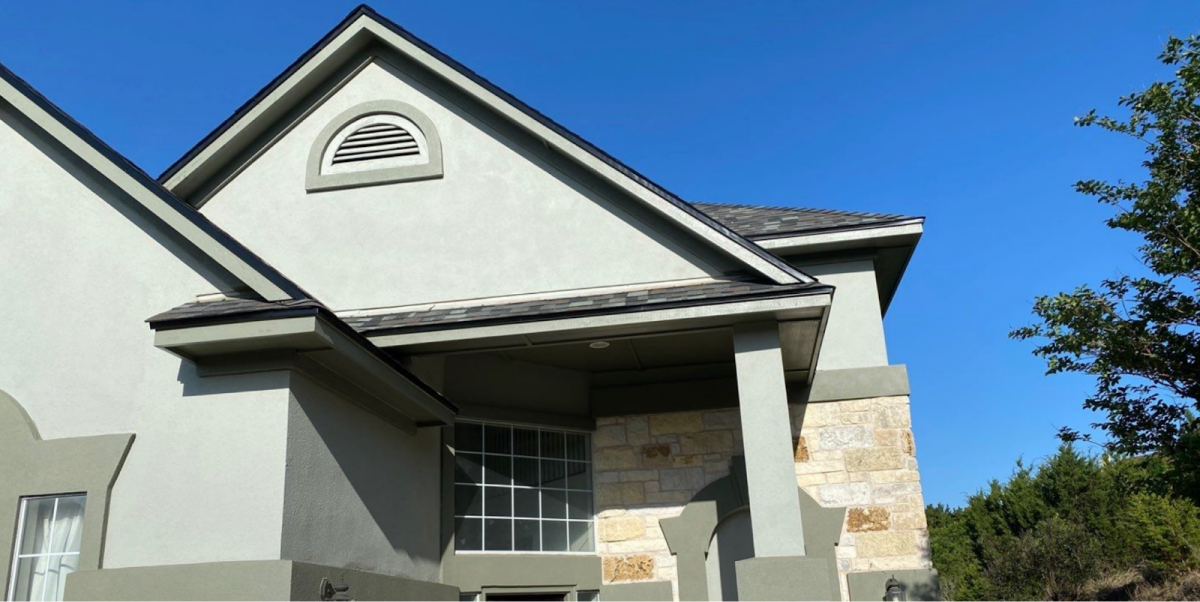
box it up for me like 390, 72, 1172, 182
307, 100, 443, 192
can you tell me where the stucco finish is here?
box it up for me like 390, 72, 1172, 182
802, 261, 889, 370
282, 372, 442, 581
64, 560, 458, 601
0, 102, 293, 569
0, 390, 134, 589
202, 58, 729, 311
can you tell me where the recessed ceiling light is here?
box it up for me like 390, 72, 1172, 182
589, 341, 610, 349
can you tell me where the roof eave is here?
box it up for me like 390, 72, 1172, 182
150, 304, 458, 426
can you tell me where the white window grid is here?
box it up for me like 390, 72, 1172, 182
454, 421, 596, 554
6, 493, 86, 602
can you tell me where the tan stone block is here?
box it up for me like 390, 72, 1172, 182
796, 473, 827, 487
644, 481, 660, 494
660, 467, 705, 491
872, 482, 922, 504
627, 417, 651, 446
603, 555, 656, 583
826, 472, 849, 484
849, 471, 872, 483
596, 448, 638, 471
600, 517, 645, 542
847, 507, 890, 532
640, 444, 672, 469
870, 470, 920, 484
597, 482, 645, 507
840, 411, 872, 424
873, 406, 911, 428
620, 470, 659, 482
649, 412, 703, 435
810, 450, 845, 462
703, 409, 740, 431
594, 425, 628, 448
596, 417, 621, 426
874, 429, 901, 447
819, 425, 875, 450
793, 436, 810, 462
645, 490, 693, 504
796, 460, 843, 474
856, 531, 919, 558
672, 455, 698, 467
845, 448, 903, 472
604, 538, 669, 554
680, 431, 733, 455
891, 512, 928, 530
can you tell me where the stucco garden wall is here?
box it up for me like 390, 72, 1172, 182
592, 397, 932, 601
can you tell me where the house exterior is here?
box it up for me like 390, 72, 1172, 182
0, 6, 936, 602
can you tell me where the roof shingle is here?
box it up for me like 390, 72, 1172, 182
692, 202, 918, 239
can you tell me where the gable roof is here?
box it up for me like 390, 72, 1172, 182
157, 4, 813, 287
0, 60, 309, 302
693, 202, 922, 240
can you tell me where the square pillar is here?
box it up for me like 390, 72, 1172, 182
733, 322, 806, 557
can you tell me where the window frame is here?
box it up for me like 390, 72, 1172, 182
6, 493, 88, 602
453, 421, 596, 555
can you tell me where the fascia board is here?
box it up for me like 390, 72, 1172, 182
755, 221, 924, 252
0, 67, 302, 302
154, 313, 455, 425
367, 291, 833, 350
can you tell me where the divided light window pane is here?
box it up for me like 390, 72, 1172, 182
7, 494, 87, 602
453, 422, 594, 554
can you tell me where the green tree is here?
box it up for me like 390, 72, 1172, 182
1010, 36, 1200, 492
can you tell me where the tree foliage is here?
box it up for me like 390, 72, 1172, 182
929, 446, 1200, 600
1010, 35, 1200, 487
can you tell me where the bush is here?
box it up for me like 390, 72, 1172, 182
928, 445, 1200, 600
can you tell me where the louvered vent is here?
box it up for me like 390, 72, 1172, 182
331, 122, 420, 165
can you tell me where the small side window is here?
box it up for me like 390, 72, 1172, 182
6, 494, 87, 602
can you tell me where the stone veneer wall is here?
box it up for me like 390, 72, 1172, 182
592, 396, 932, 601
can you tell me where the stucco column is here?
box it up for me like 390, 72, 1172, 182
732, 322, 806, 557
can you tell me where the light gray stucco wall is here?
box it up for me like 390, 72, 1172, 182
0, 102, 293, 569
802, 260, 889, 370
282, 372, 442, 581
202, 58, 727, 311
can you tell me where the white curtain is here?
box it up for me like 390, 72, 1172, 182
10, 496, 86, 602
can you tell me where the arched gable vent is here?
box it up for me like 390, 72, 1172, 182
307, 100, 444, 192
331, 121, 420, 165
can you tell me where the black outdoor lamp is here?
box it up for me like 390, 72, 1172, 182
883, 575, 905, 601
319, 577, 353, 602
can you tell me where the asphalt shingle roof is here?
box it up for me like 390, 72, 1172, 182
149, 278, 831, 335
693, 202, 917, 239
147, 298, 325, 327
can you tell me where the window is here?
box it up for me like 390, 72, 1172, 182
454, 422, 594, 553
6, 494, 86, 602
306, 100, 443, 192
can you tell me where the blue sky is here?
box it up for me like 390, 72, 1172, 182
0, 1, 1194, 506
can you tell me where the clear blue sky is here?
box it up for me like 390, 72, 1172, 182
1, 1, 1194, 506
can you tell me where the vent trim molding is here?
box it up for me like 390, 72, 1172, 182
306, 99, 443, 192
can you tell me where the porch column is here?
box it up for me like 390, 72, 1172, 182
733, 322, 806, 557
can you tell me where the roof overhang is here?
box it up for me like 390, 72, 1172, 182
157, 5, 812, 287
754, 220, 923, 315
152, 308, 456, 431
366, 288, 833, 365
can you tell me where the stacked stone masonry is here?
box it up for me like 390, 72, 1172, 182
592, 396, 932, 601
